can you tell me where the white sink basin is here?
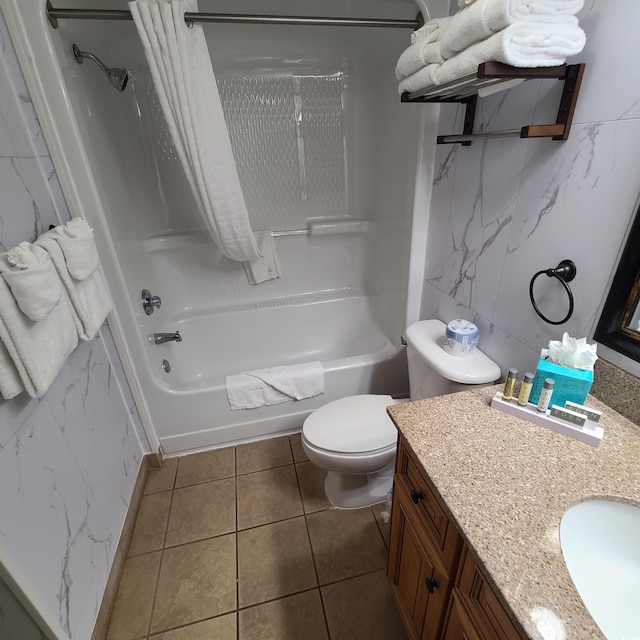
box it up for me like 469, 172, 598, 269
560, 500, 640, 639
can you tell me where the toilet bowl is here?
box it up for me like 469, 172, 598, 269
302, 394, 399, 509
302, 319, 501, 509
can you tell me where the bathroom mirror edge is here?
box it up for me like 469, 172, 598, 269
594, 199, 640, 363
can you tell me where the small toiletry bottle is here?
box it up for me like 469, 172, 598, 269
536, 378, 555, 413
502, 368, 518, 401
517, 372, 534, 406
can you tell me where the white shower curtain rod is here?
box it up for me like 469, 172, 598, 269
46, 2, 421, 30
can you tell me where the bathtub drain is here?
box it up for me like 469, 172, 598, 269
162, 359, 171, 373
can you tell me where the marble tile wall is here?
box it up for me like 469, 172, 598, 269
422, 0, 640, 388
0, 11, 149, 640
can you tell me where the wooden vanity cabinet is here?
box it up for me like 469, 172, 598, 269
388, 437, 525, 640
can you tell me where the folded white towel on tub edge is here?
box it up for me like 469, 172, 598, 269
226, 361, 325, 410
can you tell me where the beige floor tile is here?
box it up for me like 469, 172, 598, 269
236, 436, 293, 475
295, 461, 331, 514
236, 466, 303, 530
289, 432, 308, 463
165, 478, 235, 546
145, 458, 178, 494
128, 491, 172, 556
238, 516, 317, 607
238, 590, 328, 640
372, 503, 391, 547
106, 552, 161, 640
149, 614, 237, 640
151, 535, 236, 633
322, 570, 409, 640
306, 507, 388, 585
175, 447, 235, 488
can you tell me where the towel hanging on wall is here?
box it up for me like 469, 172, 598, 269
129, 0, 278, 281
0, 253, 79, 399
36, 218, 113, 340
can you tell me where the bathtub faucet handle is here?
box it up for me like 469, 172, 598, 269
142, 289, 162, 315
152, 331, 182, 345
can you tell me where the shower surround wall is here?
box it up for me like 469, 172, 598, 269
0, 11, 148, 640
422, 0, 640, 382
3, 0, 439, 455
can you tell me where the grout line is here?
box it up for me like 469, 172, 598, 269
294, 462, 332, 640
145, 455, 182, 638
145, 610, 239, 638
319, 566, 389, 590
371, 505, 390, 549
316, 585, 332, 639
234, 445, 240, 640
237, 585, 323, 612
145, 484, 175, 639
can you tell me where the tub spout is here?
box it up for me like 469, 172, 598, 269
152, 331, 182, 345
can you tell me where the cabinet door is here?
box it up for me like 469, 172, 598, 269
441, 595, 483, 640
388, 484, 451, 640
456, 547, 524, 640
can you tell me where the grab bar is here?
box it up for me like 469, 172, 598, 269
271, 219, 373, 238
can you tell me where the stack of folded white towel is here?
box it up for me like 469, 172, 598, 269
0, 218, 112, 400
396, 0, 586, 95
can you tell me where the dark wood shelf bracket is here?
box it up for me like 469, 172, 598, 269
402, 62, 585, 145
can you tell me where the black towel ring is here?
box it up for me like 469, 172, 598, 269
529, 259, 577, 325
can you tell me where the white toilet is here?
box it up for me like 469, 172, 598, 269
301, 319, 501, 508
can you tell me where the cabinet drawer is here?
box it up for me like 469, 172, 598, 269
456, 547, 524, 640
395, 439, 461, 571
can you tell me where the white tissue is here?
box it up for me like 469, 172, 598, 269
542, 333, 598, 371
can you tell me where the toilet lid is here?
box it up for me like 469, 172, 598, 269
303, 394, 398, 454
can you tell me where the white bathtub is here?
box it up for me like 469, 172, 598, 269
161, 295, 393, 387
136, 237, 409, 452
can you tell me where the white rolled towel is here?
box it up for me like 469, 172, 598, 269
396, 40, 445, 80
398, 64, 439, 95
1, 242, 61, 321
436, 22, 586, 84
485, 0, 585, 27
441, 0, 581, 59
457, 0, 584, 17
410, 17, 453, 45
398, 22, 585, 96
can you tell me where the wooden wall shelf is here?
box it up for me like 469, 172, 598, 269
401, 62, 585, 145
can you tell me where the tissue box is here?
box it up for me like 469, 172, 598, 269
529, 358, 593, 409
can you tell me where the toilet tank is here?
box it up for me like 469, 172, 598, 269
405, 320, 501, 400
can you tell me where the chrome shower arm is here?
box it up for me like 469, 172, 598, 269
73, 44, 108, 73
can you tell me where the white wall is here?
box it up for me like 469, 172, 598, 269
0, 11, 148, 639
422, 0, 640, 380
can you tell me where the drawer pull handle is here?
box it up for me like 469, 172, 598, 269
410, 489, 424, 504
425, 577, 439, 594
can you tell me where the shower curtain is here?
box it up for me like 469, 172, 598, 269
129, 0, 266, 265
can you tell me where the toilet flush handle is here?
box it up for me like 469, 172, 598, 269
410, 489, 423, 504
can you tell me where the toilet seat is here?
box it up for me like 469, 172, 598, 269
302, 394, 397, 455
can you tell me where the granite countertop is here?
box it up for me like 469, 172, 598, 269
387, 384, 640, 640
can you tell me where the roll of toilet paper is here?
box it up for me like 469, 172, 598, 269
443, 319, 479, 357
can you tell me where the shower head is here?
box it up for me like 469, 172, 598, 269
72, 44, 129, 92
